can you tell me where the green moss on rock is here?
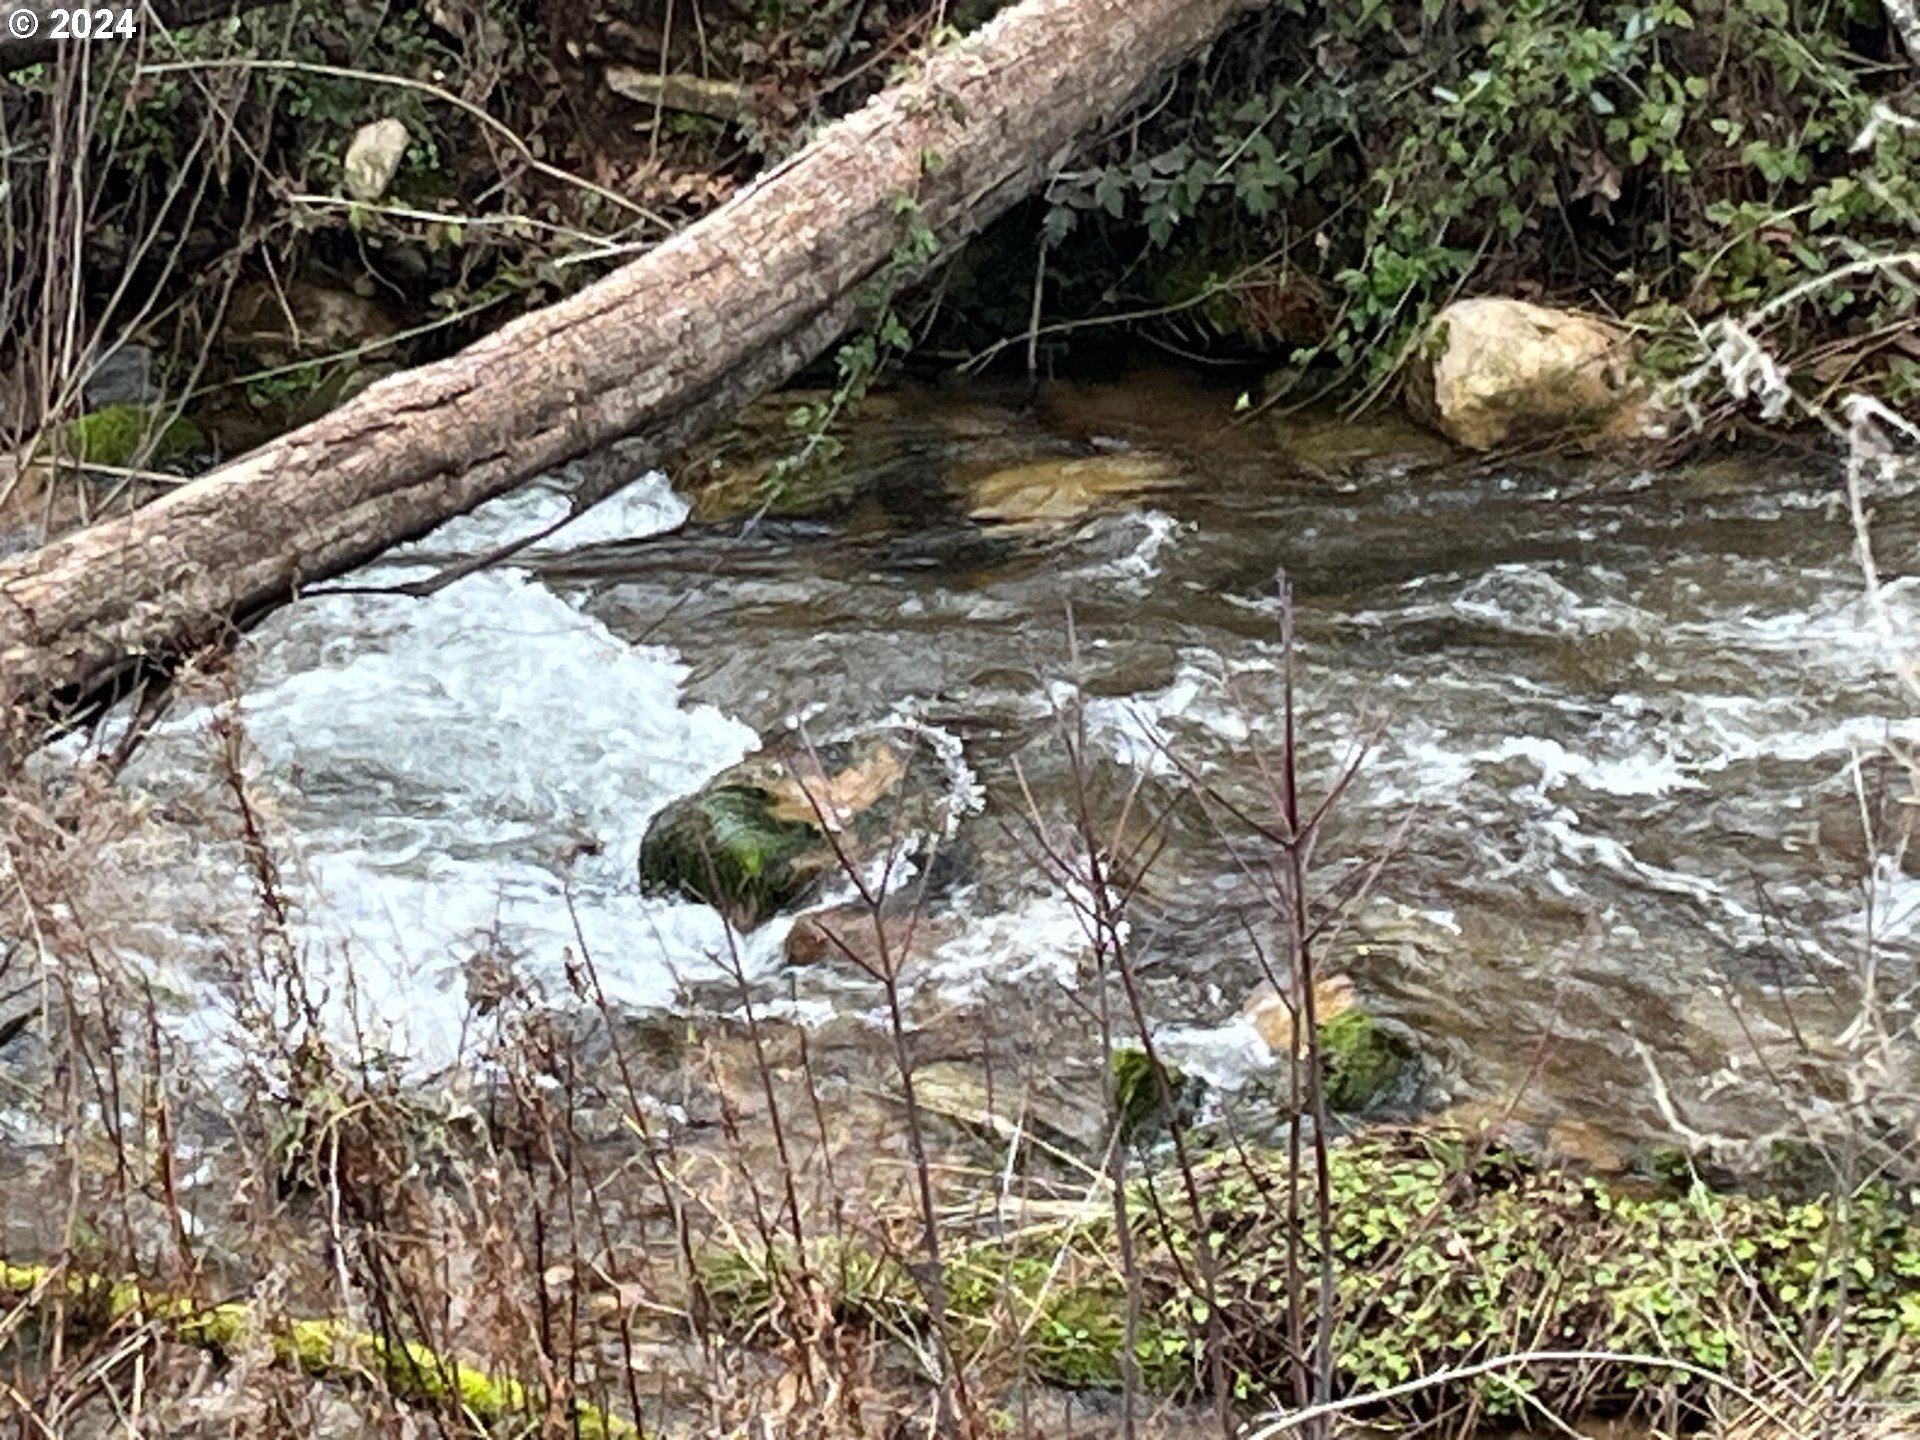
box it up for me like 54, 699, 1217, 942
1319, 1006, 1411, 1112
639, 782, 825, 928
640, 728, 965, 930
1110, 1046, 1205, 1143
1247, 975, 1416, 1116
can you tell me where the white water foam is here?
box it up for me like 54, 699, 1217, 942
1058, 657, 1263, 776
127, 470, 771, 1073
918, 889, 1091, 1001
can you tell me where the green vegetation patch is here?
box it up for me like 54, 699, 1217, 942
698, 1130, 1920, 1423
0, 1262, 636, 1438
38, 404, 206, 469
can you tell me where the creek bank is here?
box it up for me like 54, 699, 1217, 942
702, 1125, 1920, 1419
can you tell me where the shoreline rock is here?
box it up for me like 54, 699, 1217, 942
1407, 297, 1660, 451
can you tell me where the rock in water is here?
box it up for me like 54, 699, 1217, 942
1408, 297, 1654, 451
639, 727, 967, 929
1243, 973, 1413, 1114
784, 898, 956, 970
1110, 1046, 1204, 1143
966, 452, 1179, 528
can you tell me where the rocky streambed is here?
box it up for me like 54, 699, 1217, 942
21, 364, 1920, 1177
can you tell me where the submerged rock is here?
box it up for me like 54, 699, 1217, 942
639, 727, 968, 929
1262, 404, 1455, 477
965, 451, 1180, 528
675, 390, 912, 522
1244, 973, 1412, 1114
1407, 297, 1655, 451
784, 897, 959, 970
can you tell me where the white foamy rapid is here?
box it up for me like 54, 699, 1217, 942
130, 472, 771, 1073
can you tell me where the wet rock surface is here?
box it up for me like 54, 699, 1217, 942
638, 725, 971, 929
963, 451, 1184, 529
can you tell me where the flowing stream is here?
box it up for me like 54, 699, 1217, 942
94, 367, 1920, 1163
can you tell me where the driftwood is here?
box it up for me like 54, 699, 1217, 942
605, 66, 755, 123
0, 0, 1251, 748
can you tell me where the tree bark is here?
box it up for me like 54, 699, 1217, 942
1, 1, 280, 70
0, 0, 1250, 746
1886, 0, 1920, 63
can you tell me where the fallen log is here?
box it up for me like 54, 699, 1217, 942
0, 0, 1251, 751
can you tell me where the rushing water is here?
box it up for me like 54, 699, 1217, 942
93, 367, 1920, 1161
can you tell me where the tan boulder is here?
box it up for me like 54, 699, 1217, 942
965, 451, 1180, 528
1408, 297, 1656, 451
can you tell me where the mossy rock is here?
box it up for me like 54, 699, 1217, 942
639, 783, 825, 929
639, 727, 966, 929
1319, 1005, 1411, 1112
1246, 974, 1414, 1115
38, 404, 206, 469
1110, 1046, 1205, 1144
